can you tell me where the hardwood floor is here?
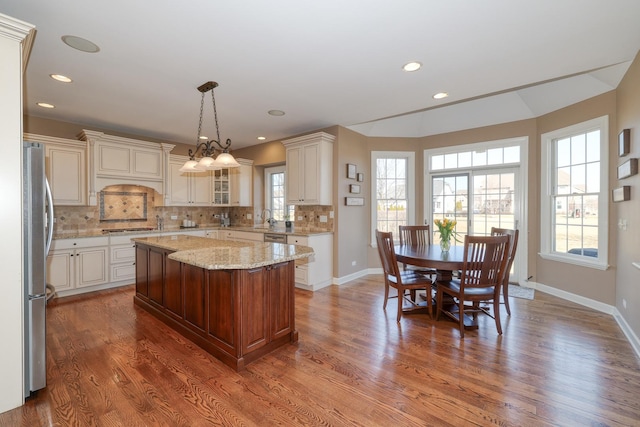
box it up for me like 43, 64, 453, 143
3, 276, 640, 426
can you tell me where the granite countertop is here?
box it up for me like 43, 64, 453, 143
133, 235, 314, 270
53, 225, 332, 240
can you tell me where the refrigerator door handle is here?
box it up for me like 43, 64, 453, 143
45, 178, 54, 255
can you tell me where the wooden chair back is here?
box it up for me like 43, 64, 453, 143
376, 230, 401, 280
459, 234, 510, 291
490, 227, 519, 284
398, 225, 431, 247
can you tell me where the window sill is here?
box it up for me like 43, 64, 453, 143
538, 252, 609, 271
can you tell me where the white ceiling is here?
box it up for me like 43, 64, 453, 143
3, 0, 640, 149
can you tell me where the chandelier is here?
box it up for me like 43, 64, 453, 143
179, 81, 240, 172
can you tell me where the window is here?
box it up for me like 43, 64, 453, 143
540, 116, 609, 269
264, 166, 294, 221
371, 152, 415, 243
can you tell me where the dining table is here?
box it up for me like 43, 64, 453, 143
394, 243, 478, 329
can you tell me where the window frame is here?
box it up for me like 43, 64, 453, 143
264, 165, 293, 222
370, 151, 415, 245
539, 115, 609, 270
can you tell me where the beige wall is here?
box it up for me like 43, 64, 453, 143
615, 51, 640, 335
536, 92, 617, 304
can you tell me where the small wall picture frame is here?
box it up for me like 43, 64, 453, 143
349, 184, 361, 194
346, 163, 357, 179
345, 197, 364, 206
612, 186, 630, 202
357, 172, 364, 182
617, 158, 638, 180
619, 129, 631, 157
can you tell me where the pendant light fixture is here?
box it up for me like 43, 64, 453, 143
179, 81, 240, 172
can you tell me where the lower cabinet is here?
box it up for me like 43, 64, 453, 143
133, 241, 296, 371
47, 237, 109, 295
287, 234, 333, 291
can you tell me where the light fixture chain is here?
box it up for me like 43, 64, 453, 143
196, 91, 205, 143
210, 89, 221, 143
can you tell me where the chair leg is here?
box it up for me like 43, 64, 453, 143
503, 282, 511, 315
425, 287, 433, 319
494, 298, 503, 335
435, 288, 442, 320
458, 299, 465, 338
397, 292, 403, 323
383, 281, 389, 310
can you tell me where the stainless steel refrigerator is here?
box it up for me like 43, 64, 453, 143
23, 141, 54, 398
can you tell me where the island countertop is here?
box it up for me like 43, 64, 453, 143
132, 235, 314, 270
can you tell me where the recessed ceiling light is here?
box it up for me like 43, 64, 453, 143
50, 74, 72, 83
37, 102, 55, 109
402, 61, 422, 72
61, 35, 100, 53
433, 92, 449, 99
199, 135, 208, 140
257, 136, 266, 140
268, 110, 285, 116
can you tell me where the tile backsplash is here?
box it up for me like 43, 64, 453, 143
52, 185, 334, 234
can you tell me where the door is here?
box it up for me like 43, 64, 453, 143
430, 167, 521, 282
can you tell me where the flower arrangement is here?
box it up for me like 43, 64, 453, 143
434, 218, 459, 253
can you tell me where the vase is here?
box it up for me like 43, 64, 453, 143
440, 237, 451, 254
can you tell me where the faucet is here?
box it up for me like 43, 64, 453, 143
156, 215, 164, 230
261, 209, 276, 227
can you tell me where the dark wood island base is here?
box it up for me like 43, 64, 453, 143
134, 238, 306, 371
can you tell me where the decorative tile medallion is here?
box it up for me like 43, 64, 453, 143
100, 191, 147, 222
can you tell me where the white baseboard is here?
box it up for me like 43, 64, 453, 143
525, 280, 640, 360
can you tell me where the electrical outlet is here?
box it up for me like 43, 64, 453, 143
623, 299, 627, 309
170, 215, 178, 220
247, 213, 252, 220
329, 211, 334, 219
319, 215, 328, 223
297, 216, 303, 221
351, 261, 356, 266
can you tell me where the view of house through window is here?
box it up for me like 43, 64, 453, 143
540, 115, 608, 268
264, 166, 294, 222
371, 152, 415, 241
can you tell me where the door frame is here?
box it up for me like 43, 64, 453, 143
423, 137, 529, 285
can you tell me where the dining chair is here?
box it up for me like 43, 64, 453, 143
398, 225, 437, 279
435, 234, 510, 338
375, 230, 434, 322
490, 227, 520, 315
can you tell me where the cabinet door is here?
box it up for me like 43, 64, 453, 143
164, 255, 182, 317
132, 149, 162, 179
76, 247, 108, 288
301, 143, 320, 204
268, 262, 293, 340
212, 169, 230, 205
241, 267, 268, 353
190, 170, 213, 205
46, 250, 74, 292
148, 247, 164, 305
46, 145, 86, 205
229, 163, 252, 206
183, 263, 207, 331
286, 146, 302, 204
135, 245, 149, 296
168, 161, 191, 206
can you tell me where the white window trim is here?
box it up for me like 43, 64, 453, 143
423, 136, 529, 285
539, 115, 609, 270
370, 151, 415, 246
264, 165, 286, 219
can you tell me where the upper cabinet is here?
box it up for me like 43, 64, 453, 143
24, 134, 88, 206
167, 155, 213, 206
282, 132, 334, 205
167, 155, 253, 207
79, 130, 175, 205
229, 158, 253, 207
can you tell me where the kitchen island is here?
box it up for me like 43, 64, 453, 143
132, 235, 314, 370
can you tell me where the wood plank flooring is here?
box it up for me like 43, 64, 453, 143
2, 276, 640, 426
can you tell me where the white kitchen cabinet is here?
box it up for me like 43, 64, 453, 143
108, 233, 148, 284
229, 158, 253, 206
205, 230, 219, 239
24, 134, 88, 206
167, 156, 213, 206
219, 230, 263, 242
47, 236, 109, 295
282, 132, 334, 205
212, 168, 230, 205
287, 233, 333, 291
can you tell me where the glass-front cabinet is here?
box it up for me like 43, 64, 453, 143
213, 168, 230, 205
